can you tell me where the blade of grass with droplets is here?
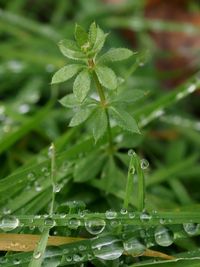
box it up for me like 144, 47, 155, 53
134, 72, 200, 127
29, 143, 56, 267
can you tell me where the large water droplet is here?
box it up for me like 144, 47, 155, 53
154, 226, 174, 247
68, 218, 81, 229
85, 218, 106, 235
183, 223, 199, 236
140, 159, 149, 169
123, 238, 146, 256
140, 211, 152, 223
92, 235, 123, 260
105, 210, 117, 220
0, 215, 19, 231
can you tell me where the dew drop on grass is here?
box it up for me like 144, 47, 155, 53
123, 238, 146, 256
34, 181, 42, 192
140, 211, 152, 223
27, 172, 35, 181
13, 258, 21, 265
154, 226, 174, 247
53, 183, 62, 193
85, 218, 106, 235
68, 218, 81, 229
33, 251, 42, 259
73, 254, 83, 262
0, 215, 19, 231
44, 218, 55, 227
140, 159, 149, 169
66, 255, 72, 262
105, 210, 117, 219
128, 149, 135, 157
48, 144, 54, 159
92, 235, 123, 260
3, 207, 11, 215
183, 223, 199, 236
120, 208, 128, 215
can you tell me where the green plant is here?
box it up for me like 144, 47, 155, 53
1, 8, 200, 267
52, 22, 140, 148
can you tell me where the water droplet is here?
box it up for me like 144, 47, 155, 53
48, 144, 54, 159
27, 172, 35, 181
44, 218, 55, 227
53, 183, 62, 193
79, 245, 86, 251
33, 251, 42, 259
123, 238, 146, 256
13, 259, 21, 265
140, 159, 149, 169
34, 181, 42, 192
3, 207, 11, 215
128, 149, 135, 157
68, 218, 81, 229
18, 104, 30, 114
129, 167, 135, 174
183, 223, 199, 236
105, 210, 117, 219
66, 255, 72, 262
140, 211, 152, 223
73, 254, 83, 262
154, 226, 174, 247
92, 235, 123, 260
85, 218, 106, 235
128, 212, 135, 219
0, 215, 19, 231
159, 218, 166, 224
110, 220, 120, 228
120, 208, 128, 215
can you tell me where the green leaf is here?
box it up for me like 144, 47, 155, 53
110, 106, 140, 133
89, 108, 107, 142
98, 48, 134, 63
74, 150, 105, 182
88, 22, 97, 46
74, 24, 88, 47
51, 64, 83, 84
73, 70, 91, 102
93, 26, 107, 54
112, 89, 148, 103
69, 107, 94, 127
58, 39, 86, 60
59, 94, 80, 108
95, 66, 117, 90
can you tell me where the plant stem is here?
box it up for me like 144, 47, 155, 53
93, 71, 113, 152
49, 143, 56, 215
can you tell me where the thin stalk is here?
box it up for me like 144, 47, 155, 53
49, 143, 56, 215
28, 143, 56, 267
93, 71, 113, 151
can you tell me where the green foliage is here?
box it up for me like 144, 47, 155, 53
1, 2, 200, 267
